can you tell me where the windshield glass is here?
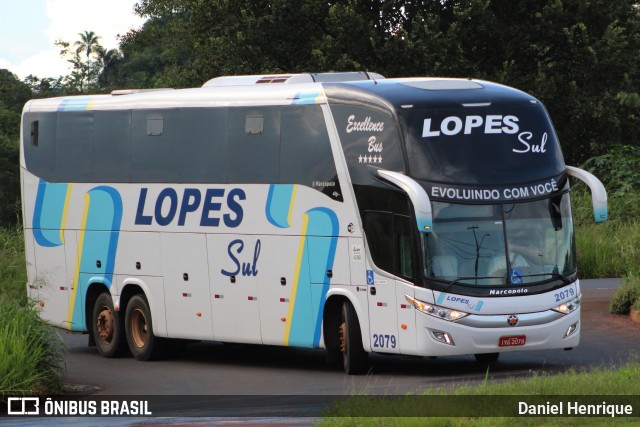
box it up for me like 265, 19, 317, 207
423, 193, 575, 286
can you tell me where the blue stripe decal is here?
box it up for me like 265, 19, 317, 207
291, 91, 324, 105
265, 184, 295, 228
288, 207, 339, 347
33, 179, 68, 247
71, 186, 122, 327
57, 98, 93, 111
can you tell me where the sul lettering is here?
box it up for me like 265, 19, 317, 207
514, 132, 548, 154
221, 239, 261, 277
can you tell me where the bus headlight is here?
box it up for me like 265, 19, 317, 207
552, 296, 581, 315
405, 294, 469, 322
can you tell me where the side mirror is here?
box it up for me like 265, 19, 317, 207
377, 169, 433, 232
566, 166, 608, 223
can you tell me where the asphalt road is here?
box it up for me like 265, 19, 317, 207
55, 278, 640, 396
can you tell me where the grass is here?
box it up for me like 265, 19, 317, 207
0, 226, 28, 305
0, 301, 66, 395
0, 226, 65, 396
318, 362, 640, 426
572, 189, 640, 279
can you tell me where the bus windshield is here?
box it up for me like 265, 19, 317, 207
422, 193, 575, 287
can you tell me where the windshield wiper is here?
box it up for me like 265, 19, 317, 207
551, 272, 572, 285
509, 272, 573, 285
440, 275, 501, 292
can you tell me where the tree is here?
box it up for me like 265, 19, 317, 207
0, 133, 20, 226
56, 31, 107, 93
0, 69, 31, 226
23, 75, 66, 99
0, 69, 31, 138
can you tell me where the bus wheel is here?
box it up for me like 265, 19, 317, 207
474, 352, 499, 364
125, 294, 161, 361
93, 292, 125, 357
339, 301, 369, 375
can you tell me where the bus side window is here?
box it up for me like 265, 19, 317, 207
364, 211, 414, 280
394, 214, 414, 280
280, 105, 340, 199
31, 121, 39, 146
364, 211, 394, 273
228, 107, 280, 183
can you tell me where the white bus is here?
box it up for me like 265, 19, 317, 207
21, 72, 607, 374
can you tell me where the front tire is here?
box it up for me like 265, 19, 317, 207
125, 294, 162, 361
339, 301, 369, 374
92, 292, 125, 357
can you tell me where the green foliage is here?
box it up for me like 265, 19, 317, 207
574, 220, 640, 279
0, 227, 27, 305
570, 145, 640, 279
581, 145, 640, 199
55, 30, 108, 94
0, 69, 31, 139
0, 227, 64, 396
609, 271, 640, 315
0, 301, 66, 395
0, 70, 27, 227
0, 135, 20, 227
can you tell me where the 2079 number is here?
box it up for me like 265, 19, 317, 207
372, 334, 397, 349
554, 288, 575, 302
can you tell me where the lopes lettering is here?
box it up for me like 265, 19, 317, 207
422, 115, 519, 137
135, 187, 245, 227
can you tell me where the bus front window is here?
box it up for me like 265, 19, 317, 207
423, 194, 576, 287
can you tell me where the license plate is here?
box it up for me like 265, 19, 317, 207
499, 335, 526, 347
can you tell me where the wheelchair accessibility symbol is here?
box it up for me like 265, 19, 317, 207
366, 270, 374, 285
509, 268, 523, 285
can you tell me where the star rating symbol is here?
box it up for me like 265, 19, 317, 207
358, 155, 383, 164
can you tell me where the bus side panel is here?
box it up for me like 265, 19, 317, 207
258, 235, 302, 346
27, 177, 72, 328
395, 280, 417, 355
114, 231, 163, 279
63, 230, 79, 329
208, 233, 262, 344
162, 232, 213, 340
31, 244, 69, 328
366, 269, 399, 354
24, 232, 38, 302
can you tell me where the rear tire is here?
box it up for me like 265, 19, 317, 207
92, 292, 125, 357
339, 301, 369, 374
474, 352, 500, 364
125, 294, 163, 361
